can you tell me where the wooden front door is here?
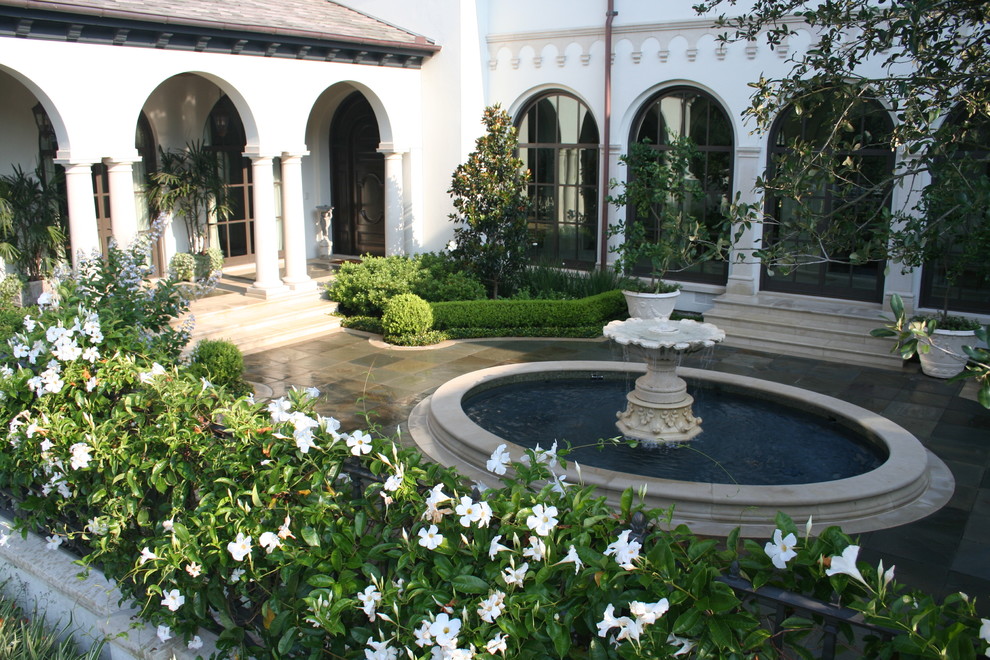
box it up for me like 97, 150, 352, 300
330, 93, 385, 256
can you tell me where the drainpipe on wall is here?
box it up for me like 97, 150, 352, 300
599, 0, 617, 269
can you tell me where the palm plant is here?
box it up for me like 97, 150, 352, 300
149, 141, 232, 254
0, 165, 68, 281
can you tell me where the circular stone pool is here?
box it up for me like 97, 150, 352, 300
407, 360, 954, 537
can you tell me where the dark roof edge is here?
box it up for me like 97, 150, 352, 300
0, 0, 440, 53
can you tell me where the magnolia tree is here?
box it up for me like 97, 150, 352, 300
448, 106, 531, 299
0, 242, 988, 658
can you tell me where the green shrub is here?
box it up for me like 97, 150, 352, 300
0, 275, 23, 306
518, 261, 640, 299
325, 255, 420, 316
189, 338, 245, 389
0, 305, 26, 340
169, 252, 196, 281
340, 315, 384, 334
432, 289, 626, 330
413, 269, 486, 302
382, 293, 433, 341
194, 247, 224, 278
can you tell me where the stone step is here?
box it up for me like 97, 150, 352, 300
181, 289, 341, 355
705, 292, 904, 369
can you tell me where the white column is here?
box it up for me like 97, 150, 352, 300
378, 145, 407, 255
883, 149, 925, 316
104, 159, 139, 249
725, 146, 764, 297
280, 152, 315, 291
246, 155, 289, 299
604, 143, 623, 266
58, 161, 101, 268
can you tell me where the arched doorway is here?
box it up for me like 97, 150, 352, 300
207, 95, 255, 265
330, 92, 385, 256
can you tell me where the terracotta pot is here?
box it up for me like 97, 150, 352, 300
622, 289, 680, 320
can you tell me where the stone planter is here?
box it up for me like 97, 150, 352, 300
622, 289, 680, 321
18, 279, 53, 307
918, 329, 975, 379
0, 512, 218, 659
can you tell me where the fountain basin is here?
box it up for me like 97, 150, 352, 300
407, 360, 953, 537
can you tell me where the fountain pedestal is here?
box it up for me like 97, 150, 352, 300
604, 318, 725, 444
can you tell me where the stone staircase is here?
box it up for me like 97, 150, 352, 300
704, 292, 904, 369
182, 287, 341, 355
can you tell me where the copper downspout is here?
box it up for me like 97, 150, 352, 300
599, 0, 617, 269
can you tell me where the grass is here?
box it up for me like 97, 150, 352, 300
0, 590, 105, 660
514, 261, 638, 299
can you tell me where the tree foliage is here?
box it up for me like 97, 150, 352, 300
448, 105, 531, 298
0, 165, 68, 281
694, 0, 990, 276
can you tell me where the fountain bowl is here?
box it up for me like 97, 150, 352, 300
407, 360, 953, 537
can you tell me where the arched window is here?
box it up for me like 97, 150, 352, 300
919, 109, 990, 315
516, 92, 599, 267
762, 95, 893, 302
629, 87, 733, 284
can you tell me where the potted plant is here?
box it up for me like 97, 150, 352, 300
150, 141, 232, 258
879, 137, 990, 378
0, 165, 68, 304
606, 137, 726, 319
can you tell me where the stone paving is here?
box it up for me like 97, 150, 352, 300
243, 329, 990, 612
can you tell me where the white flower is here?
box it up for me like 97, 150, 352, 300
455, 496, 482, 527
259, 531, 282, 554
156, 624, 172, 643
526, 504, 559, 536
429, 613, 462, 649
304, 386, 320, 398
423, 484, 452, 523
825, 544, 866, 584
69, 442, 92, 470
185, 562, 202, 577
475, 500, 493, 528
488, 535, 511, 560
501, 561, 528, 588
346, 430, 373, 456
187, 636, 203, 650
477, 590, 505, 623
878, 559, 896, 588
0, 531, 9, 547
161, 589, 185, 612
615, 616, 643, 642
979, 618, 990, 646
229, 568, 245, 583
139, 362, 166, 384
555, 544, 583, 574
86, 376, 98, 391
227, 532, 252, 561
417, 524, 443, 550
522, 536, 546, 562
486, 444, 510, 475
764, 529, 798, 569
597, 603, 620, 638
87, 518, 108, 536
295, 430, 318, 454
383, 465, 404, 492
413, 620, 433, 647
356, 584, 381, 621
45, 534, 63, 550
200, 377, 212, 391
485, 632, 507, 655
604, 530, 642, 570
278, 515, 294, 540
364, 638, 397, 660
162, 518, 174, 532
630, 598, 669, 625
139, 547, 159, 564
667, 633, 696, 656
267, 397, 293, 423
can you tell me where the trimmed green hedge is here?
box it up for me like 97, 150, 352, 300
431, 289, 626, 330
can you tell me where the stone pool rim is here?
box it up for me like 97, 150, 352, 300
407, 360, 954, 538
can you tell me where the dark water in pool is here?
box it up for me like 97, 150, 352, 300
463, 377, 885, 485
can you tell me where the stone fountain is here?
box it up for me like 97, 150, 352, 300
603, 317, 725, 443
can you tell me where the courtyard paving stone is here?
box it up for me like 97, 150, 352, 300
244, 329, 990, 613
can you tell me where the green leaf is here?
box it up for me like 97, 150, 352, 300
301, 526, 320, 547
307, 574, 336, 588
450, 575, 488, 594
277, 626, 298, 655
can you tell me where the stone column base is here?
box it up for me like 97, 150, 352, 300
615, 392, 702, 444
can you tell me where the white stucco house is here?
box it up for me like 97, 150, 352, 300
0, 0, 985, 359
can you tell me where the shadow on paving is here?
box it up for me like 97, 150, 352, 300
244, 329, 990, 612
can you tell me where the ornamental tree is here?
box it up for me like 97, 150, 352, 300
448, 105, 531, 299
693, 0, 990, 272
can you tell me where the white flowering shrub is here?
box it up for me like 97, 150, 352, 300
0, 244, 986, 659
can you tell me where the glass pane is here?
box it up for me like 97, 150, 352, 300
579, 107, 599, 143
536, 97, 559, 143
558, 95, 580, 143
